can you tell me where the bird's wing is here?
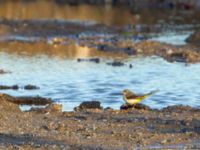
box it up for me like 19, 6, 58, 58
126, 93, 139, 99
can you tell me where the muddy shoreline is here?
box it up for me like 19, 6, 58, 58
0, 19, 200, 63
0, 94, 200, 149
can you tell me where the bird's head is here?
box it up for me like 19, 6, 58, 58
122, 89, 130, 95
123, 89, 136, 97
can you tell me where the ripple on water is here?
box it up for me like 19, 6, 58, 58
1, 53, 200, 111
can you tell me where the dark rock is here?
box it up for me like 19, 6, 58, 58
11, 96, 53, 105
97, 44, 136, 56
120, 103, 151, 110
0, 85, 19, 90
77, 58, 82, 62
186, 30, 200, 45
106, 61, 125, 67
123, 47, 137, 55
77, 58, 100, 63
12, 85, 19, 90
166, 52, 187, 63
104, 107, 113, 111
74, 101, 102, 111
97, 44, 109, 51
89, 58, 100, 63
24, 85, 40, 90
120, 104, 133, 110
0, 69, 11, 74
162, 105, 197, 113
97, 44, 116, 52
129, 64, 133, 68
54, 0, 69, 5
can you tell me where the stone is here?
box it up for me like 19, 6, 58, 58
47, 104, 62, 112
0, 85, 19, 90
13, 96, 53, 105
106, 61, 125, 67
77, 58, 100, 63
24, 85, 40, 90
120, 103, 151, 110
186, 30, 200, 45
0, 69, 11, 74
74, 101, 102, 111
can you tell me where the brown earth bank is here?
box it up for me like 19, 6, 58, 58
0, 94, 200, 149
3, 0, 200, 10
1, 37, 200, 64
1, 19, 200, 63
0, 18, 118, 37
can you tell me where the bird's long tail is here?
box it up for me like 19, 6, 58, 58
144, 90, 159, 97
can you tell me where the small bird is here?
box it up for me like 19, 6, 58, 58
122, 89, 158, 105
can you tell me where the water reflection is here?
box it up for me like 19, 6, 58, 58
0, 40, 128, 59
0, 1, 132, 25
0, 1, 200, 26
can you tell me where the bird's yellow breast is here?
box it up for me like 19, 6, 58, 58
126, 98, 142, 105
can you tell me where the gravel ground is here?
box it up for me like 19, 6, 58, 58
0, 94, 200, 149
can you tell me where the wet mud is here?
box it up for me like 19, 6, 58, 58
0, 19, 200, 63
0, 94, 200, 149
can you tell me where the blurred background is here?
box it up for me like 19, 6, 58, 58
0, 0, 200, 25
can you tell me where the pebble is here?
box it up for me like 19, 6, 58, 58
47, 122, 54, 130
160, 139, 168, 144
56, 123, 65, 132
74, 101, 102, 111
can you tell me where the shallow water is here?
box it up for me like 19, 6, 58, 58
1, 52, 200, 111
150, 30, 193, 45
0, 1, 200, 111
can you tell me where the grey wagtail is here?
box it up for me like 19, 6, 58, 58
122, 89, 159, 105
